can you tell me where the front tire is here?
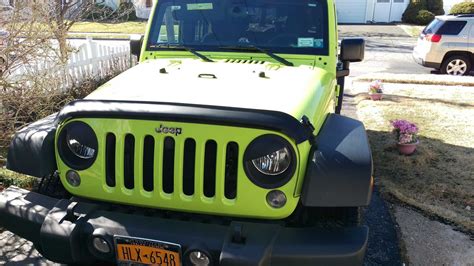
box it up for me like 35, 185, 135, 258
441, 55, 472, 76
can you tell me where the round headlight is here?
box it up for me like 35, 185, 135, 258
67, 134, 96, 159
58, 121, 98, 170
244, 135, 296, 189
252, 147, 291, 175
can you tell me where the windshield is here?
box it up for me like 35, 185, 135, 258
147, 0, 329, 55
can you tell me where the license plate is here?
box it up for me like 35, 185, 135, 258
115, 236, 181, 266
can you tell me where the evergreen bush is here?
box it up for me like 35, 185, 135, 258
402, 0, 439, 24
450, 1, 474, 14
426, 0, 445, 15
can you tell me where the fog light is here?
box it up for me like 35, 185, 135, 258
66, 170, 81, 187
92, 237, 111, 254
266, 190, 287, 208
189, 251, 210, 266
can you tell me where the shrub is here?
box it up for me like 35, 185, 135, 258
0, 68, 123, 150
116, 2, 138, 21
416, 10, 436, 24
402, 0, 427, 23
85, 4, 115, 20
450, 1, 474, 14
426, 0, 445, 15
403, 0, 443, 24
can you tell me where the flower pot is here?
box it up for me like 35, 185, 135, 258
397, 141, 419, 155
369, 93, 383, 101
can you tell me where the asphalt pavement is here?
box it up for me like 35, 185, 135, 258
339, 25, 430, 76
341, 91, 403, 266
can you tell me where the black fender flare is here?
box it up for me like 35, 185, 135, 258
301, 114, 373, 207
6, 114, 58, 177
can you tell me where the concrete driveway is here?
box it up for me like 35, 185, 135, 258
339, 25, 430, 76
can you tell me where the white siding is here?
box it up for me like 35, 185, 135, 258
335, 0, 369, 23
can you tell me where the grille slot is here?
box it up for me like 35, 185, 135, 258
124, 134, 135, 189
104, 133, 242, 201
225, 142, 239, 199
203, 140, 217, 197
162, 137, 175, 194
182, 139, 196, 196
143, 136, 155, 192
105, 133, 116, 187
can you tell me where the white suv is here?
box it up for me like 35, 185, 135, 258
413, 14, 474, 76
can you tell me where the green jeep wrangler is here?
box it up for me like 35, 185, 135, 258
0, 0, 372, 265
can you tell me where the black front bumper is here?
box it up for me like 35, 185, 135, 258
0, 187, 368, 265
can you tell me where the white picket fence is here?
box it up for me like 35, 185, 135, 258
9, 38, 132, 91
66, 38, 131, 87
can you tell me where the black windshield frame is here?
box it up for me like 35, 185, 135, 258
146, 0, 329, 56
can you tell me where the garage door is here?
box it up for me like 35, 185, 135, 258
335, 0, 368, 24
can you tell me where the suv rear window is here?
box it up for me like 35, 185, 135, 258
423, 19, 443, 35
437, 21, 467, 35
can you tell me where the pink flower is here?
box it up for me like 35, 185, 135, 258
369, 80, 384, 94
391, 119, 419, 144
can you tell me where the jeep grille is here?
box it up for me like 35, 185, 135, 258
104, 133, 239, 200
56, 118, 300, 219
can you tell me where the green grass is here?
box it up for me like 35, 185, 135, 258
67, 33, 132, 40
69, 21, 147, 34
0, 169, 37, 191
399, 24, 424, 37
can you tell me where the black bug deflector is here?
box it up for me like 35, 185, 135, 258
0, 187, 368, 265
56, 100, 313, 144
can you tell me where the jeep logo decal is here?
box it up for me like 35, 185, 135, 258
155, 124, 182, 136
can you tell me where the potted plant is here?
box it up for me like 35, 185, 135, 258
368, 80, 384, 100
391, 119, 419, 155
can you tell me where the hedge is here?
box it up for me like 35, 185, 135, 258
450, 1, 474, 14
402, 0, 443, 24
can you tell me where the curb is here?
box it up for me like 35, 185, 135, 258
354, 73, 474, 86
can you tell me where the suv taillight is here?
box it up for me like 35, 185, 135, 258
425, 34, 442, 43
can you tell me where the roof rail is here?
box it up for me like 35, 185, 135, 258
450, 13, 474, 18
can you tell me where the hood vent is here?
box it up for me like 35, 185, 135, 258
225, 59, 266, 64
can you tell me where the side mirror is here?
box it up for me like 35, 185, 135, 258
130, 34, 144, 60
340, 38, 365, 62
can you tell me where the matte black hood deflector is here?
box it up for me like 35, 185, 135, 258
56, 100, 312, 144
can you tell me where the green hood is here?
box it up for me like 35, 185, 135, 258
87, 59, 333, 121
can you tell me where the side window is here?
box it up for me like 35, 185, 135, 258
437, 21, 467, 35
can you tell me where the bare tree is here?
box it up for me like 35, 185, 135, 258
46, 0, 137, 63
0, 1, 57, 91
45, 0, 96, 63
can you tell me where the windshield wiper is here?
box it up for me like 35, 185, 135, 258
219, 45, 294, 67
153, 44, 214, 62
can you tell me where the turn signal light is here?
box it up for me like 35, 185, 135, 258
425, 34, 442, 43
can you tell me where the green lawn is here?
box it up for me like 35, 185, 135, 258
69, 21, 147, 34
399, 24, 425, 37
